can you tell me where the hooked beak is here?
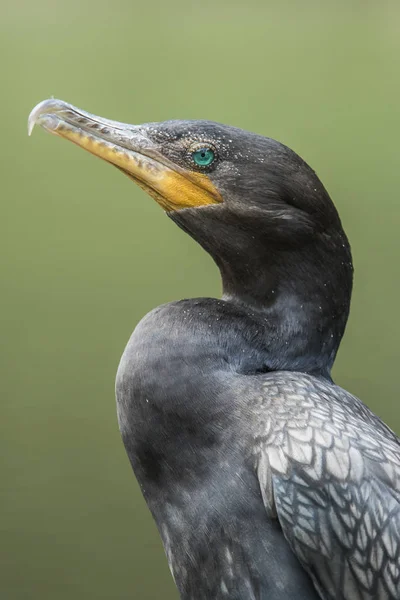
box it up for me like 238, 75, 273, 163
28, 99, 222, 212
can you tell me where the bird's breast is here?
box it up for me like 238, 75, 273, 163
115, 298, 271, 444
115, 300, 249, 489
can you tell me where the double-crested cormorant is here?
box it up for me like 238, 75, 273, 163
28, 99, 400, 600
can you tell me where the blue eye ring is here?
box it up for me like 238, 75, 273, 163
190, 144, 217, 169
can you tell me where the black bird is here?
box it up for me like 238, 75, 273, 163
29, 99, 400, 600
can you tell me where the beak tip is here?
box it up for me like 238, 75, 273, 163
28, 100, 45, 136
27, 98, 65, 136
27, 115, 35, 136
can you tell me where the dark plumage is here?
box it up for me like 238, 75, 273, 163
29, 99, 400, 599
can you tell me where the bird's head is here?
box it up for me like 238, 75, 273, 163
29, 99, 353, 372
28, 99, 340, 233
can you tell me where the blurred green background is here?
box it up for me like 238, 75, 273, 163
2, 0, 400, 598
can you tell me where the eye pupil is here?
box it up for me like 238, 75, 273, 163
192, 147, 216, 167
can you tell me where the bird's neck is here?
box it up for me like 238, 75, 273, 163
218, 235, 353, 377
171, 211, 353, 378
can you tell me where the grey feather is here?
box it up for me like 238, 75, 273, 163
252, 372, 400, 599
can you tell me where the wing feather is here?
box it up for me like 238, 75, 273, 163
253, 372, 400, 600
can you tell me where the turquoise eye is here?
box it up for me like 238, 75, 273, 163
192, 147, 216, 167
